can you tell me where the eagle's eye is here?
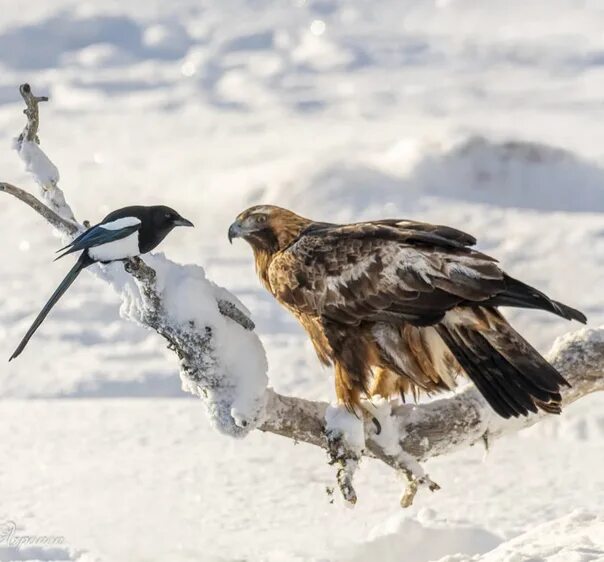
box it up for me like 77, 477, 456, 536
255, 214, 267, 225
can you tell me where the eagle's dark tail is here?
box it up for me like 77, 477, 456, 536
436, 309, 569, 418
9, 252, 93, 361
485, 274, 586, 324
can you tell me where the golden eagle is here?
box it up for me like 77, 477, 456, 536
229, 205, 586, 418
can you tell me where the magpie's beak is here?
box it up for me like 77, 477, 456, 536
174, 216, 194, 228
228, 221, 243, 244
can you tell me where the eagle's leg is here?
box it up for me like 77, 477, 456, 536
322, 329, 389, 503
326, 326, 387, 434
367, 367, 401, 433
370, 367, 401, 399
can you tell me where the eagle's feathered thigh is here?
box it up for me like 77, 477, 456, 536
229, 206, 586, 418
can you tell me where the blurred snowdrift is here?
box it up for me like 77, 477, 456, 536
268, 136, 604, 218
411, 137, 604, 212
342, 510, 603, 562
344, 509, 501, 562
470, 511, 604, 562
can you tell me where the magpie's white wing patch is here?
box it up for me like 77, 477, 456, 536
88, 231, 140, 261
101, 217, 142, 230
89, 216, 141, 261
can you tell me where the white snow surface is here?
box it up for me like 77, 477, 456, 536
325, 404, 366, 453
0, 0, 603, 560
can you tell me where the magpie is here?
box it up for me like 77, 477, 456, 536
9, 205, 194, 361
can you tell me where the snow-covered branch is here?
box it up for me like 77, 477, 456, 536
261, 327, 604, 456
4, 84, 268, 438
3, 85, 603, 508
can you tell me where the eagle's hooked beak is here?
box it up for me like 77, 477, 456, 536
174, 216, 194, 228
228, 221, 243, 244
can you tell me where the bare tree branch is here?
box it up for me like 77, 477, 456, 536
3, 84, 603, 508
0, 181, 78, 234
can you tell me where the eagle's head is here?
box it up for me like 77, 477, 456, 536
228, 205, 311, 254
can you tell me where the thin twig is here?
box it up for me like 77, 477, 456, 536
0, 182, 79, 235
218, 300, 255, 331
18, 83, 48, 145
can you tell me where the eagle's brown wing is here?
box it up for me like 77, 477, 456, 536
269, 221, 583, 325
268, 221, 501, 326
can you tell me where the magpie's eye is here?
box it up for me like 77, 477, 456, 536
165, 212, 172, 219
255, 215, 267, 224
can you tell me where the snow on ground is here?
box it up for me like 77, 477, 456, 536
0, 0, 603, 560
0, 397, 602, 562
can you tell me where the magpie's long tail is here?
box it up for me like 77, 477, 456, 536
485, 274, 587, 324
436, 308, 570, 419
9, 253, 93, 361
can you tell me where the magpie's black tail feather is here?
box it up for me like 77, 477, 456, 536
9, 253, 93, 361
485, 275, 587, 324
436, 316, 568, 419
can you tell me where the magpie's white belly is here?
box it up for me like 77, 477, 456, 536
89, 232, 140, 262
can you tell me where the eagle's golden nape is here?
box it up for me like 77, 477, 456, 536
230, 204, 586, 419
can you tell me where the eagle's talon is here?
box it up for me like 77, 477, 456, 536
399, 473, 440, 508
428, 480, 441, 492
372, 416, 382, 435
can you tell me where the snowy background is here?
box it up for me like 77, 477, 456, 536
1, 0, 604, 560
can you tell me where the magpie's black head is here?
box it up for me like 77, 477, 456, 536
149, 205, 194, 230
99, 204, 194, 254
140, 205, 194, 253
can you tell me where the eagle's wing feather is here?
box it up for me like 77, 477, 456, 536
369, 219, 478, 248
269, 222, 501, 326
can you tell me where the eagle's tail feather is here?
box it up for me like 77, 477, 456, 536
436, 311, 568, 419
486, 274, 587, 324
